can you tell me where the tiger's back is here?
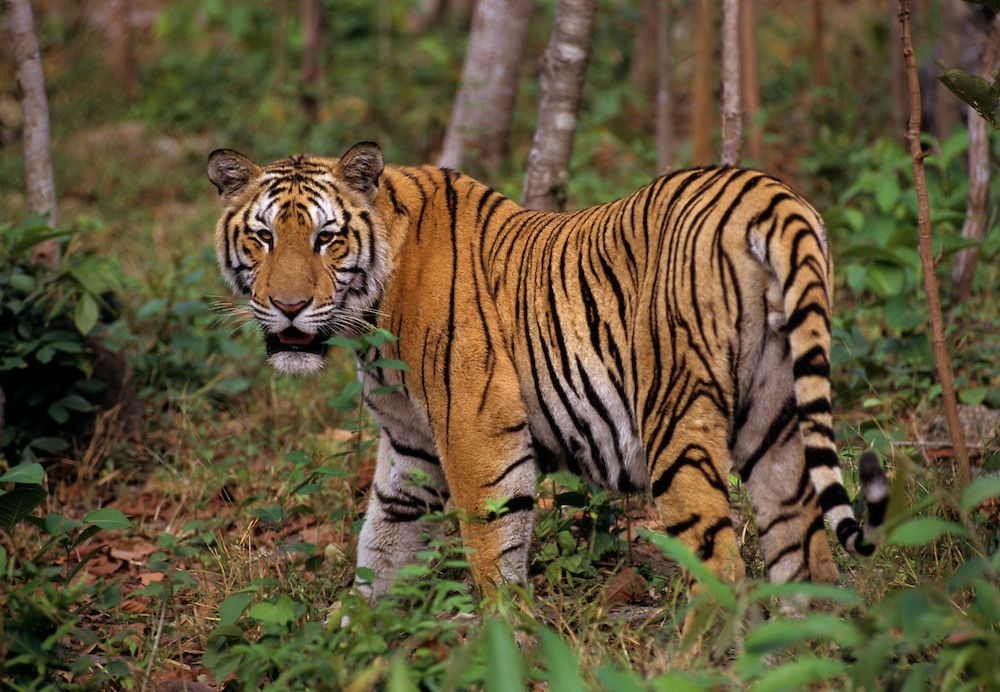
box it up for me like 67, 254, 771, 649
207, 144, 888, 598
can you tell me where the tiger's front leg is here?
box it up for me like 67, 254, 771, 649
356, 430, 448, 599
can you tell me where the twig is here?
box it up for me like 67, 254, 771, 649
897, 0, 971, 487
141, 598, 168, 692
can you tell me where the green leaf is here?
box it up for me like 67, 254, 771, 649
961, 475, 1000, 512
74, 293, 99, 335
887, 517, 968, 546
248, 596, 297, 625
368, 358, 409, 372
219, 593, 254, 626
864, 264, 905, 297
750, 657, 847, 692
597, 665, 645, 692
58, 394, 93, 413
540, 629, 586, 692
483, 618, 525, 692
327, 336, 362, 350
745, 615, 862, 656
939, 69, 1000, 128
749, 582, 862, 607
386, 654, 418, 692
958, 386, 988, 406
0, 487, 47, 530
83, 508, 131, 530
873, 175, 901, 213
0, 462, 44, 485
641, 530, 736, 609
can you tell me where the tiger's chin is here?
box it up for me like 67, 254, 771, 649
264, 330, 329, 375
268, 351, 325, 375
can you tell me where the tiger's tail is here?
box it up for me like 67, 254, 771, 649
753, 191, 889, 557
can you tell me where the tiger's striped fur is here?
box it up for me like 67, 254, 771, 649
208, 142, 889, 597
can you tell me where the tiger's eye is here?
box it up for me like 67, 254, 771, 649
317, 230, 335, 244
255, 229, 273, 244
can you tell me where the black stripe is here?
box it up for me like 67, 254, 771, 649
485, 495, 534, 522
482, 454, 535, 488
817, 484, 850, 513
698, 516, 733, 560
665, 513, 701, 536
792, 346, 830, 380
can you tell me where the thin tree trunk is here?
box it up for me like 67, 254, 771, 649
106, 0, 136, 101
720, 0, 741, 165
410, 0, 449, 34
812, 0, 827, 89
889, 0, 909, 142
692, 0, 713, 165
952, 11, 1000, 303
741, 0, 761, 163
655, 0, 674, 173
898, 0, 971, 487
438, 0, 534, 176
300, 0, 325, 125
6, 0, 58, 265
522, 0, 596, 211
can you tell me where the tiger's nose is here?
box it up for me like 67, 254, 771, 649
271, 297, 312, 319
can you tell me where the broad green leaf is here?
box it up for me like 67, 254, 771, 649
0, 487, 47, 530
864, 264, 905, 297
58, 394, 93, 413
641, 530, 736, 609
939, 69, 1000, 128
74, 293, 99, 335
597, 665, 645, 692
540, 629, 586, 692
958, 386, 988, 406
0, 462, 44, 485
483, 618, 525, 692
887, 517, 967, 547
249, 597, 296, 625
45, 512, 79, 535
83, 508, 131, 530
750, 657, 847, 692
219, 593, 254, 626
327, 335, 362, 350
961, 475, 1000, 512
745, 614, 862, 656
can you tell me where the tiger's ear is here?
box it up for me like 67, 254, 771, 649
337, 142, 383, 199
207, 149, 262, 200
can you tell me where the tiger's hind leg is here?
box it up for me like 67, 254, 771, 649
647, 399, 744, 583
731, 334, 837, 583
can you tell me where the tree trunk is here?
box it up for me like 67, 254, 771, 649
106, 0, 136, 101
630, 0, 658, 95
300, 0, 325, 125
898, 0, 971, 487
933, 0, 966, 140
692, 0, 713, 165
720, 0, 741, 165
741, 0, 761, 163
655, 0, 674, 173
522, 0, 596, 211
952, 11, 1000, 303
438, 0, 534, 176
812, 0, 827, 89
6, 0, 58, 266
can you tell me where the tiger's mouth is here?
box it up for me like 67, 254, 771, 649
264, 328, 329, 357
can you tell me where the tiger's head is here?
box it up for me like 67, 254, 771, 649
207, 142, 388, 375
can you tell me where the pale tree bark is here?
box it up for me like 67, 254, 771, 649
300, 0, 325, 125
7, 0, 58, 266
522, 0, 596, 211
655, 0, 674, 173
438, 0, 534, 176
952, 11, 1000, 303
692, 0, 713, 165
720, 0, 741, 166
898, 0, 971, 487
741, 0, 761, 163
106, 0, 136, 101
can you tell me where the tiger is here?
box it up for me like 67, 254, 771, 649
207, 141, 889, 599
